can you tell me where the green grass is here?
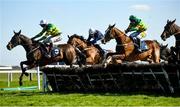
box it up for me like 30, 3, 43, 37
0, 73, 41, 88
1, 73, 180, 106
0, 91, 180, 106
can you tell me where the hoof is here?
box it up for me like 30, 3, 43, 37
19, 81, 23, 86
103, 63, 107, 68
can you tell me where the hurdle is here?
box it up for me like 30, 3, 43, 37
41, 63, 180, 93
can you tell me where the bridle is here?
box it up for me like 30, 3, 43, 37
13, 35, 41, 54
108, 27, 131, 47
164, 23, 180, 37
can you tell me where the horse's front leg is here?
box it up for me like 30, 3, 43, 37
20, 61, 29, 76
19, 61, 36, 86
19, 61, 30, 86
102, 56, 112, 68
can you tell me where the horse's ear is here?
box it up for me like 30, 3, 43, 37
13, 30, 16, 34
165, 44, 168, 48
112, 23, 116, 28
109, 23, 116, 29
172, 19, 176, 24
68, 35, 70, 38
17, 30, 21, 35
167, 19, 170, 23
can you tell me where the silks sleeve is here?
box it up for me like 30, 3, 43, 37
37, 36, 47, 42
34, 28, 46, 39
128, 23, 139, 32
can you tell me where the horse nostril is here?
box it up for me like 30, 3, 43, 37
7, 43, 12, 50
162, 37, 166, 41
101, 39, 105, 44
7, 45, 10, 50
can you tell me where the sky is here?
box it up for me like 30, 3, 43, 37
0, 0, 180, 66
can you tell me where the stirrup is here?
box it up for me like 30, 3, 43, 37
45, 53, 51, 58
138, 49, 142, 52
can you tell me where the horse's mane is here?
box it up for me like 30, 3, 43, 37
114, 27, 126, 36
19, 34, 31, 40
174, 23, 180, 31
71, 34, 92, 45
19, 34, 39, 45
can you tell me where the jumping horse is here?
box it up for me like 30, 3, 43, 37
67, 34, 104, 64
101, 24, 160, 65
161, 19, 180, 63
7, 30, 78, 85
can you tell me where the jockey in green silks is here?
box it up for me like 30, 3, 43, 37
31, 20, 61, 58
125, 15, 147, 52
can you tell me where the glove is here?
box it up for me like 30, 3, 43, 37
31, 37, 35, 41
36, 39, 40, 43
125, 29, 129, 34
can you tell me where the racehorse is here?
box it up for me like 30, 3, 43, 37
67, 34, 104, 64
159, 44, 171, 62
101, 24, 160, 64
7, 30, 78, 85
161, 19, 180, 62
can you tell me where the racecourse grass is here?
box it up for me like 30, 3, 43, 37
1, 73, 180, 106
0, 73, 41, 88
1, 91, 180, 106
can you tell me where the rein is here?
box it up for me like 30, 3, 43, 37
27, 46, 40, 55
116, 43, 134, 47
115, 30, 134, 47
174, 31, 180, 36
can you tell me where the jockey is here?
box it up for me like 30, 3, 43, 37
125, 15, 147, 52
87, 28, 104, 44
31, 20, 61, 58
87, 28, 105, 55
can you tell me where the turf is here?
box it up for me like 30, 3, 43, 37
0, 73, 41, 88
0, 91, 180, 106
1, 73, 180, 106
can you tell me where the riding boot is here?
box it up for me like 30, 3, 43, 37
44, 43, 51, 58
137, 38, 142, 52
95, 44, 105, 55
75, 47, 86, 64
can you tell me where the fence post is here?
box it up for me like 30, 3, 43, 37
29, 73, 32, 81
43, 72, 47, 92
10, 73, 13, 82
7, 73, 10, 87
37, 66, 41, 90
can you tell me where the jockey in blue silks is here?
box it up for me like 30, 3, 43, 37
87, 28, 104, 44
87, 28, 105, 55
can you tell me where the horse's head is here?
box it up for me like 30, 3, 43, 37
67, 34, 88, 48
161, 19, 176, 41
102, 24, 116, 44
160, 43, 168, 50
7, 30, 32, 50
7, 30, 22, 50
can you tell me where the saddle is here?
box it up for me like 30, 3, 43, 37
130, 37, 148, 52
39, 42, 60, 58
94, 44, 105, 56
